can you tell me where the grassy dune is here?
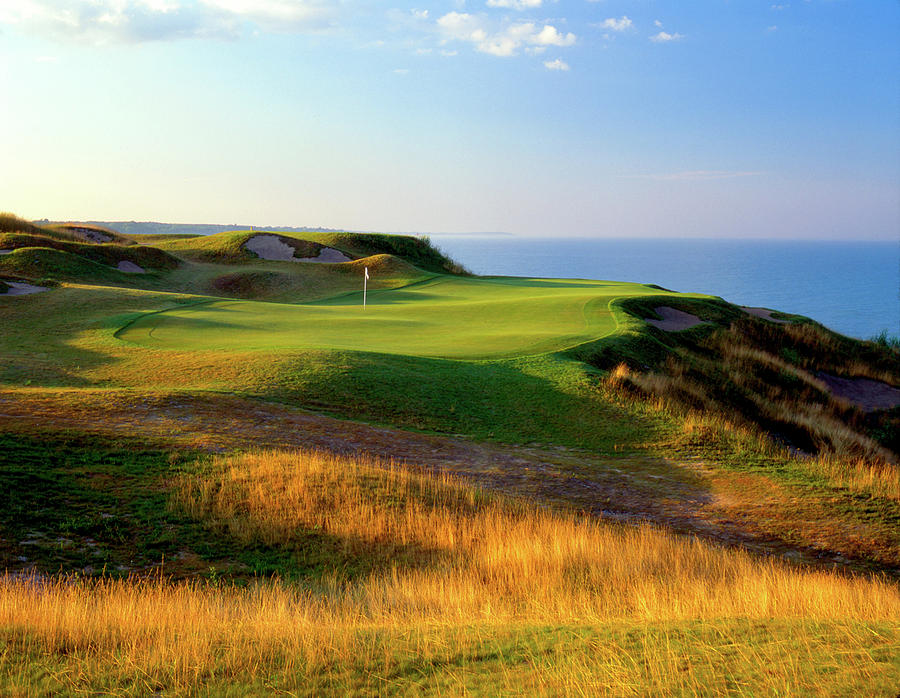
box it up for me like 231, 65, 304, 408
2, 450, 898, 695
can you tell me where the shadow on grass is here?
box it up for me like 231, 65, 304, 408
0, 432, 449, 582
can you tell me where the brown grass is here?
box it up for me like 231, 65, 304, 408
2, 449, 899, 693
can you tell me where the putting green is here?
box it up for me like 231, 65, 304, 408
116, 276, 673, 359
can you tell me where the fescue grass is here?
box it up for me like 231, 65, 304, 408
602, 315, 900, 460
2, 449, 898, 695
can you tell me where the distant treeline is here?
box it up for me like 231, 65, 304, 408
33, 220, 350, 237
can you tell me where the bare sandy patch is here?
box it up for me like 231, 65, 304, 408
309, 247, 352, 263
646, 307, 705, 332
244, 234, 351, 263
817, 372, 900, 412
2, 281, 48, 296
117, 261, 146, 273
68, 227, 113, 243
0, 250, 12, 255
742, 306, 788, 324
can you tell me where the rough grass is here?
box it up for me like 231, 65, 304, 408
602, 315, 900, 460
0, 212, 47, 236
2, 449, 898, 695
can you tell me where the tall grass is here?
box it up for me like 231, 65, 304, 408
2, 449, 898, 693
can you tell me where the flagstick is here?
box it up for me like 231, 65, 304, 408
363, 267, 367, 308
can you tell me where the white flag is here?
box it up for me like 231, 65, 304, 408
364, 267, 369, 280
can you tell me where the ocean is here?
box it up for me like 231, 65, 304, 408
429, 237, 899, 341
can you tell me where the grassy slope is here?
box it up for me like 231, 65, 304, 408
1, 222, 899, 694
2, 449, 898, 695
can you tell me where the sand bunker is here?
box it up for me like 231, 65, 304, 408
2, 281, 48, 296
244, 234, 351, 263
742, 306, 788, 324
309, 247, 353, 263
646, 307, 706, 332
817, 372, 900, 412
0, 250, 12, 255
117, 261, 146, 273
68, 227, 112, 243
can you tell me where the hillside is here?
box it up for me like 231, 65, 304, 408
1, 214, 898, 694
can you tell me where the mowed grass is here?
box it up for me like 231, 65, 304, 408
117, 275, 687, 359
2, 449, 898, 696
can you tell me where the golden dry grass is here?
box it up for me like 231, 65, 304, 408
2, 449, 898, 694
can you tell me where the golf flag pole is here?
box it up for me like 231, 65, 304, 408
363, 266, 368, 308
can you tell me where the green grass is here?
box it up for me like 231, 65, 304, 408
154, 229, 467, 273
116, 275, 690, 359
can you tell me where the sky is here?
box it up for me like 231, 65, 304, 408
1, 0, 898, 239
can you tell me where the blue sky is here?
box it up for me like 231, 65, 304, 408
1, 0, 898, 238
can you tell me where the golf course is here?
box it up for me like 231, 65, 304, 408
1, 216, 899, 695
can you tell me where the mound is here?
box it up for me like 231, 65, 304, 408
342, 253, 420, 277
0, 247, 142, 284
0, 233, 178, 272
0, 213, 48, 236
307, 232, 468, 274
210, 270, 292, 299
48, 223, 133, 246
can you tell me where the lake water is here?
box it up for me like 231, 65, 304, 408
430, 237, 899, 341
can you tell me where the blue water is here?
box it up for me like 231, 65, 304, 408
430, 237, 900, 340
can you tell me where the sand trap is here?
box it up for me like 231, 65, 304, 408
117, 260, 146, 273
68, 227, 112, 243
0, 250, 12, 255
2, 281, 48, 296
742, 306, 788, 324
244, 234, 351, 263
646, 307, 706, 332
308, 247, 352, 263
817, 372, 900, 412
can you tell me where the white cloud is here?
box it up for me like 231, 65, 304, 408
440, 49, 458, 56
412, 9, 428, 20
543, 58, 569, 71
650, 31, 684, 43
654, 19, 663, 28
437, 12, 575, 57
392, 68, 409, 74
0, 0, 336, 43
766, 25, 778, 32
598, 16, 632, 32
486, 0, 542, 9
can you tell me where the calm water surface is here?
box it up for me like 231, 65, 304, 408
430, 237, 899, 340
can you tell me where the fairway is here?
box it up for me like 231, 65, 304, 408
117, 275, 672, 359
